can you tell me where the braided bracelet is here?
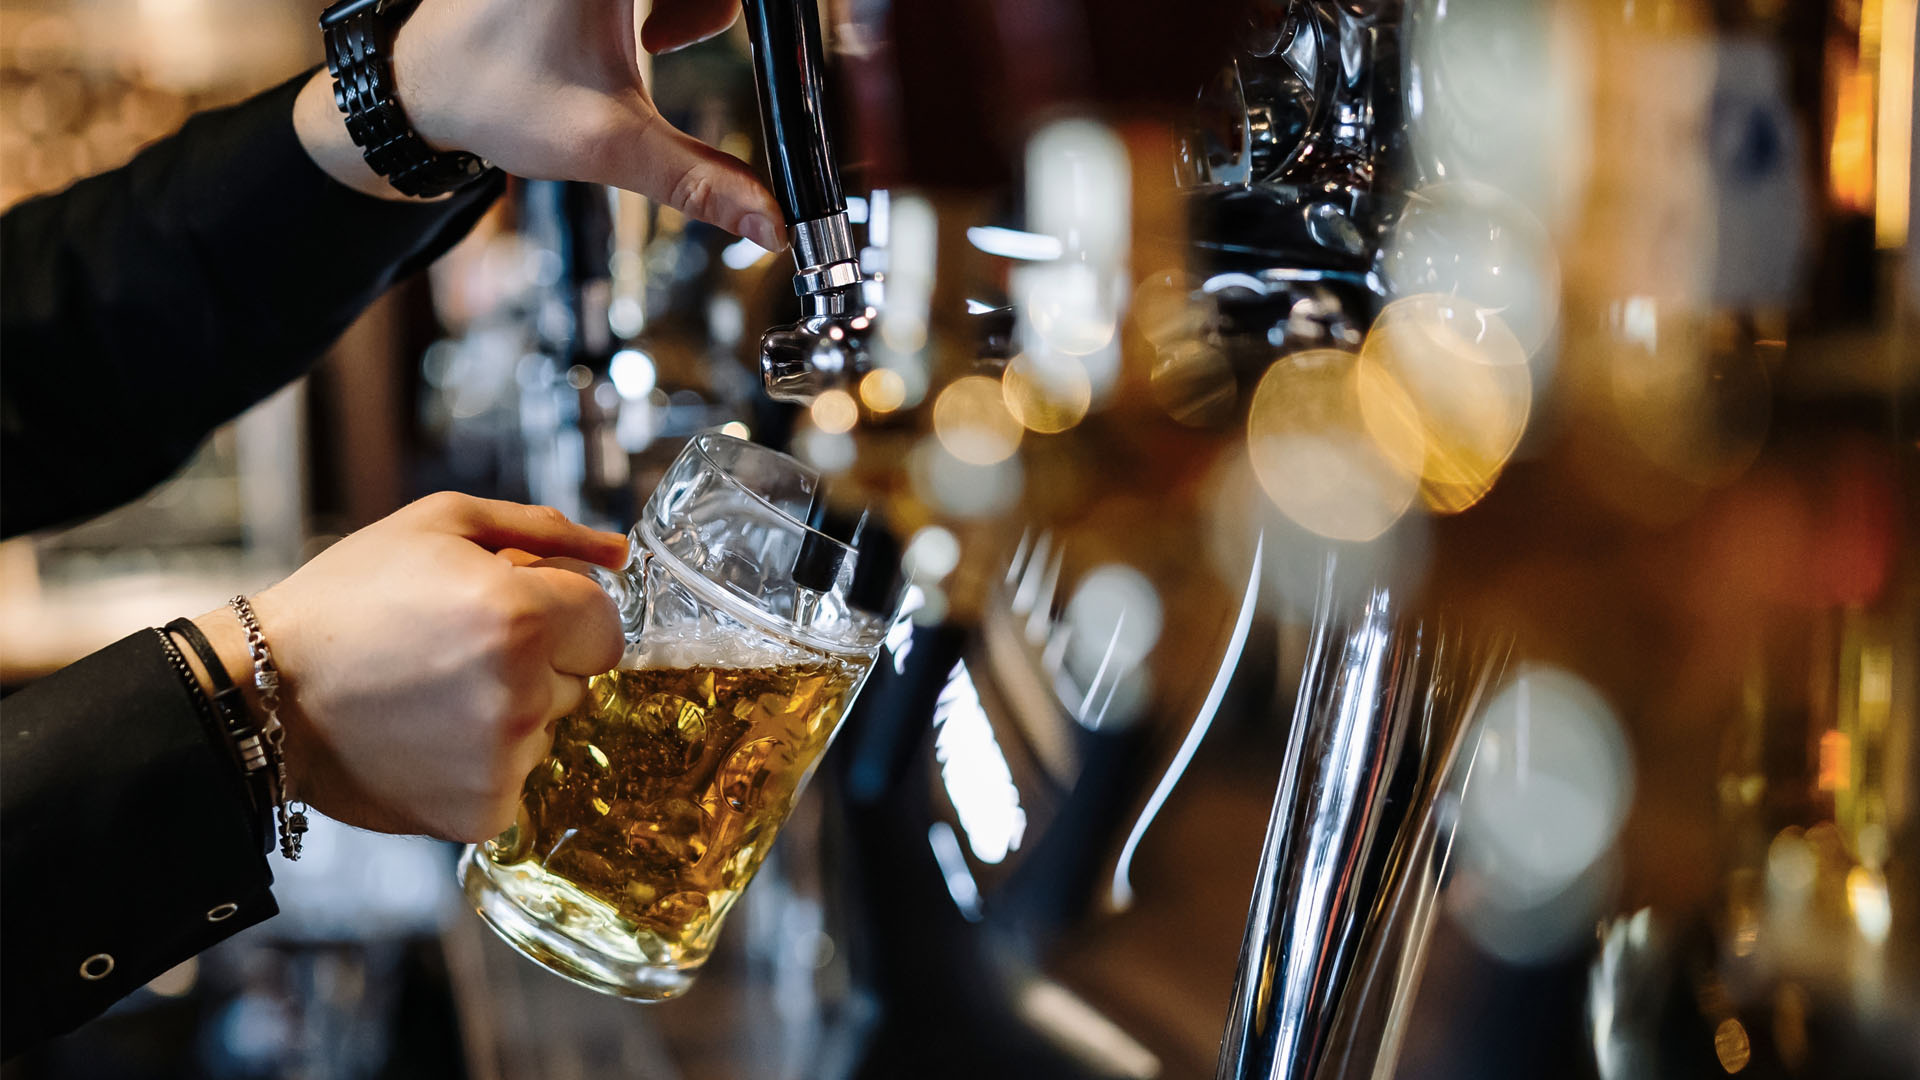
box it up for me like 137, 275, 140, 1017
229, 596, 309, 860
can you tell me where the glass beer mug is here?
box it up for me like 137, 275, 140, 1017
460, 434, 899, 999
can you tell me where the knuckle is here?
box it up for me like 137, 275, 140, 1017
502, 603, 547, 653
414, 490, 470, 519
524, 503, 571, 530
668, 164, 721, 223
483, 582, 545, 637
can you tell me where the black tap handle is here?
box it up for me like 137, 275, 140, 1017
741, 0, 845, 225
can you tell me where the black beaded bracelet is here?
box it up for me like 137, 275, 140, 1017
320, 0, 495, 198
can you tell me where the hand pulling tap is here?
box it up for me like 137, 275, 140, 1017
740, 0, 874, 404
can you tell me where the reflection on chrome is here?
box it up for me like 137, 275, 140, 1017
1219, 554, 1506, 1080
1062, 564, 1164, 731
926, 821, 985, 923
933, 660, 1028, 864
1017, 978, 1162, 1080
1111, 534, 1265, 911
968, 225, 1065, 262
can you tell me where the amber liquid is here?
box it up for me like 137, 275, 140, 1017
484, 660, 859, 968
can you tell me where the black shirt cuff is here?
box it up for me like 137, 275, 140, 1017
1, 630, 278, 1056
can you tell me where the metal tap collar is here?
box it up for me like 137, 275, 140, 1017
790, 212, 861, 295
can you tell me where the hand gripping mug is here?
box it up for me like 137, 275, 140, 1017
460, 434, 901, 999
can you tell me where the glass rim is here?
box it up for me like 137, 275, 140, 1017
682, 432, 859, 564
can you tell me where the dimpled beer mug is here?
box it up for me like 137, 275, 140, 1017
460, 434, 900, 999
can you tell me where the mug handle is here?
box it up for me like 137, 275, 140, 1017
535, 542, 651, 642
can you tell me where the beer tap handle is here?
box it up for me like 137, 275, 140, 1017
741, 0, 860, 298
742, 0, 842, 225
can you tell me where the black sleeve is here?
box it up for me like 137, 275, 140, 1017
1, 631, 277, 1057
0, 68, 503, 539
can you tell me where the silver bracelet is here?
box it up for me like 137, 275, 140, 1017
229, 595, 309, 859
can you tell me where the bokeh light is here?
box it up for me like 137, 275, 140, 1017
934, 375, 1025, 465
1026, 118, 1131, 265
1766, 827, 1817, 904
1020, 262, 1120, 357
1150, 339, 1237, 427
609, 348, 657, 400
1358, 293, 1533, 512
1246, 349, 1425, 543
911, 437, 1024, 520
1206, 446, 1433, 620
795, 426, 855, 474
1402, 0, 1591, 229
1603, 305, 1772, 489
1132, 270, 1210, 348
905, 525, 962, 581
1014, 118, 1131, 406
1846, 865, 1892, 945
1061, 564, 1162, 731
1382, 180, 1562, 360
880, 195, 937, 356
1452, 664, 1634, 963
810, 389, 859, 435
1714, 1019, 1751, 1074
1001, 352, 1092, 434
860, 368, 908, 413
1463, 665, 1632, 900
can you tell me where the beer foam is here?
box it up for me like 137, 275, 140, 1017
618, 633, 821, 672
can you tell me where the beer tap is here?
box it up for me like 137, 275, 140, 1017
740, 0, 874, 404
1218, 560, 1504, 1080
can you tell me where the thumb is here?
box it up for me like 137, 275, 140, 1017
610, 113, 787, 251
640, 0, 741, 54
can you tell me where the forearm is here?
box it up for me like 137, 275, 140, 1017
0, 69, 502, 538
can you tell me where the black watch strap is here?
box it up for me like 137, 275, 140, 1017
320, 0, 495, 198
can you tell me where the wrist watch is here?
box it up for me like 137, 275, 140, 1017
319, 0, 494, 198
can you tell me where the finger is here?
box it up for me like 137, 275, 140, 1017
486, 718, 564, 837
519, 564, 627, 675
639, 0, 741, 54
528, 555, 600, 576
609, 114, 786, 251
545, 669, 591, 722
496, 547, 541, 568
409, 493, 630, 567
